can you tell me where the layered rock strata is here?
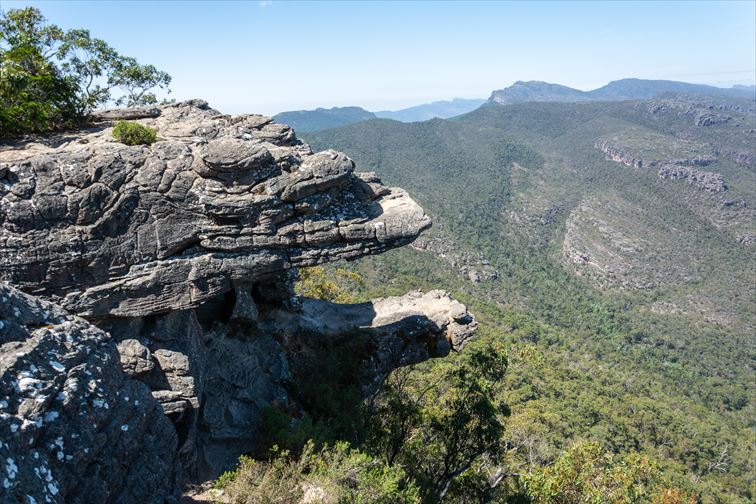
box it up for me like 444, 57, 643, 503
0, 101, 477, 501
0, 100, 430, 317
595, 139, 644, 169
594, 139, 729, 193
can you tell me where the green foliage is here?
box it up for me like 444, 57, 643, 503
109, 56, 171, 107
323, 341, 509, 503
522, 442, 697, 504
369, 343, 511, 501
231, 343, 514, 503
295, 266, 364, 303
218, 441, 421, 504
0, 7, 171, 136
0, 8, 78, 134
112, 120, 157, 145
304, 97, 755, 501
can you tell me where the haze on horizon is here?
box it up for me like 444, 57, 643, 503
4, 0, 755, 115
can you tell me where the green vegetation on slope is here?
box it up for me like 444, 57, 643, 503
272, 106, 376, 133
219, 265, 707, 502
301, 96, 755, 502
489, 78, 755, 105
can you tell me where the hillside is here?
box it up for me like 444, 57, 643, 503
303, 93, 756, 501
272, 106, 375, 132
490, 78, 755, 104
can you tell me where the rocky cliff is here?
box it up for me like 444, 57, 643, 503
0, 101, 477, 503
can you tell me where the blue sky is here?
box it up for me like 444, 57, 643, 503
4, 0, 755, 115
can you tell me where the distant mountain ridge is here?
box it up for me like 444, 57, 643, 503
273, 98, 485, 133
489, 78, 755, 105
274, 79, 754, 134
272, 106, 376, 133
375, 98, 486, 122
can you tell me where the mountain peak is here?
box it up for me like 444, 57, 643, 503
490, 78, 755, 105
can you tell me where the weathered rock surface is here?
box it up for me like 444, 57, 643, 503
108, 287, 477, 479
657, 165, 727, 193
595, 138, 729, 194
269, 289, 477, 393
0, 101, 478, 498
0, 100, 430, 318
0, 283, 178, 503
595, 140, 644, 169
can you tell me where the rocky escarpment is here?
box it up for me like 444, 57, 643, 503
657, 165, 727, 193
595, 138, 729, 194
594, 140, 645, 169
645, 94, 756, 127
0, 100, 430, 317
0, 101, 477, 501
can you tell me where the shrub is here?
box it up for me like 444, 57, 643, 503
112, 120, 156, 145
522, 442, 697, 504
217, 441, 421, 504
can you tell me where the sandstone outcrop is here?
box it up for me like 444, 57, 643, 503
594, 138, 729, 194
0, 283, 178, 503
0, 101, 477, 501
0, 100, 430, 317
595, 139, 644, 169
657, 165, 727, 193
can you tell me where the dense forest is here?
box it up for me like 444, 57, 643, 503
295, 97, 755, 502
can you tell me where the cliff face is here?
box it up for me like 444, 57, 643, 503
0, 101, 477, 502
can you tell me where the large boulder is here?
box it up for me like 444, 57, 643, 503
0, 283, 179, 503
194, 289, 477, 476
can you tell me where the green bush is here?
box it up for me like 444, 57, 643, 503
112, 120, 156, 145
217, 441, 421, 504
522, 442, 697, 503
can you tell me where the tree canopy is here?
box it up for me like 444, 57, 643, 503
0, 7, 171, 135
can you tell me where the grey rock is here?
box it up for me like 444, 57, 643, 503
92, 106, 162, 121
197, 322, 291, 478
0, 283, 179, 504
669, 156, 716, 167
0, 101, 478, 493
231, 288, 259, 322
0, 100, 431, 318
195, 288, 477, 477
117, 338, 156, 376
99, 310, 206, 477
657, 165, 727, 193
595, 139, 644, 169
267, 289, 478, 396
